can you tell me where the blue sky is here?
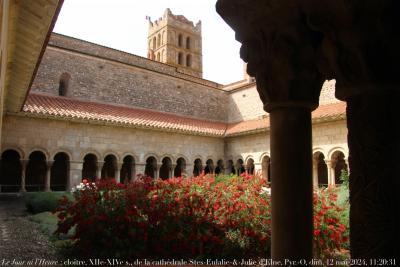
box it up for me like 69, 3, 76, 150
53, 0, 244, 84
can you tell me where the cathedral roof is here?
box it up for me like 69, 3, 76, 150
20, 93, 346, 137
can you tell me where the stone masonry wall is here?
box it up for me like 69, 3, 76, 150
227, 84, 267, 123
2, 115, 225, 187
225, 119, 348, 167
31, 35, 227, 121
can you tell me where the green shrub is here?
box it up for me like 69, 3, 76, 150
24, 192, 73, 214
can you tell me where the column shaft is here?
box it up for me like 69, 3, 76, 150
270, 107, 313, 261
20, 160, 27, 192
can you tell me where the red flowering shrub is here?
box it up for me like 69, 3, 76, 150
55, 175, 348, 259
313, 186, 349, 258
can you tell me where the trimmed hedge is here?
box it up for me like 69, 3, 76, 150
24, 192, 72, 214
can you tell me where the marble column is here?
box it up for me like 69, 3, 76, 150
115, 163, 122, 183
20, 160, 28, 192
312, 158, 319, 189
97, 161, 104, 180
45, 161, 53, 192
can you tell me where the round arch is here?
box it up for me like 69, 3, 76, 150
101, 151, 121, 163
27, 147, 49, 161
80, 150, 101, 162
259, 152, 270, 163
327, 147, 348, 161
1, 146, 25, 160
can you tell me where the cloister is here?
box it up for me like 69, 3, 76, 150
0, 147, 348, 192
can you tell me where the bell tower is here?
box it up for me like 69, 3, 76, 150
147, 8, 203, 78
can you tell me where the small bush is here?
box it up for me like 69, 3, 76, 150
24, 192, 72, 214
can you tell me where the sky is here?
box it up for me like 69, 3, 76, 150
53, 0, 245, 85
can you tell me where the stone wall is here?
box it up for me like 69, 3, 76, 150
1, 115, 225, 187
31, 34, 227, 121
225, 119, 348, 165
227, 84, 267, 123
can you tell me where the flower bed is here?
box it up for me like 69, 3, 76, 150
55, 174, 348, 260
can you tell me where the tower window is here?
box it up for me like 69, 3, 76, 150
186, 54, 192, 67
58, 72, 71, 96
178, 34, 183, 47
186, 37, 191, 49
178, 52, 183, 65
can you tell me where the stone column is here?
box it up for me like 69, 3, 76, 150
69, 161, 83, 190
115, 163, 122, 183
326, 160, 335, 186
217, 1, 324, 261
45, 161, 53, 192
171, 164, 177, 178
312, 158, 319, 189
97, 161, 104, 180
20, 160, 28, 192
302, 0, 400, 260
155, 164, 161, 179
270, 107, 314, 260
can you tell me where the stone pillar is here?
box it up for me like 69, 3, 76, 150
155, 164, 161, 179
326, 160, 335, 186
346, 93, 399, 259
45, 161, 53, 192
171, 164, 176, 178
97, 161, 104, 180
270, 107, 314, 260
312, 158, 318, 189
69, 161, 83, 190
20, 160, 28, 192
217, 1, 325, 261
115, 163, 122, 183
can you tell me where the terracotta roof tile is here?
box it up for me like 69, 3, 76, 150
21, 93, 346, 137
23, 93, 227, 136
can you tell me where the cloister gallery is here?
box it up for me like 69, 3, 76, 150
3, 0, 397, 262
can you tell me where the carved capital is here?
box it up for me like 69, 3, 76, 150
217, 0, 324, 112
303, 0, 400, 100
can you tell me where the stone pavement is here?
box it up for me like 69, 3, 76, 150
0, 195, 60, 264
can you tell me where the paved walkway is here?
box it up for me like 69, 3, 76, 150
0, 195, 60, 264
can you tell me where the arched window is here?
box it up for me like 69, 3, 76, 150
331, 151, 348, 184
178, 52, 183, 65
159, 157, 172, 180
101, 154, 117, 180
26, 151, 47, 191
236, 159, 245, 175
157, 33, 161, 47
193, 158, 203, 177
227, 160, 235, 174
59, 72, 71, 96
186, 36, 191, 49
215, 159, 224, 175
174, 157, 186, 177
246, 158, 255, 175
120, 155, 135, 184
0, 150, 22, 192
157, 52, 160, 61
178, 34, 183, 47
186, 54, 192, 67
313, 152, 328, 186
51, 152, 69, 191
152, 37, 156, 50
82, 153, 97, 182
204, 159, 214, 174
145, 157, 157, 178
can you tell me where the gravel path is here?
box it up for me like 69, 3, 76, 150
0, 195, 61, 264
